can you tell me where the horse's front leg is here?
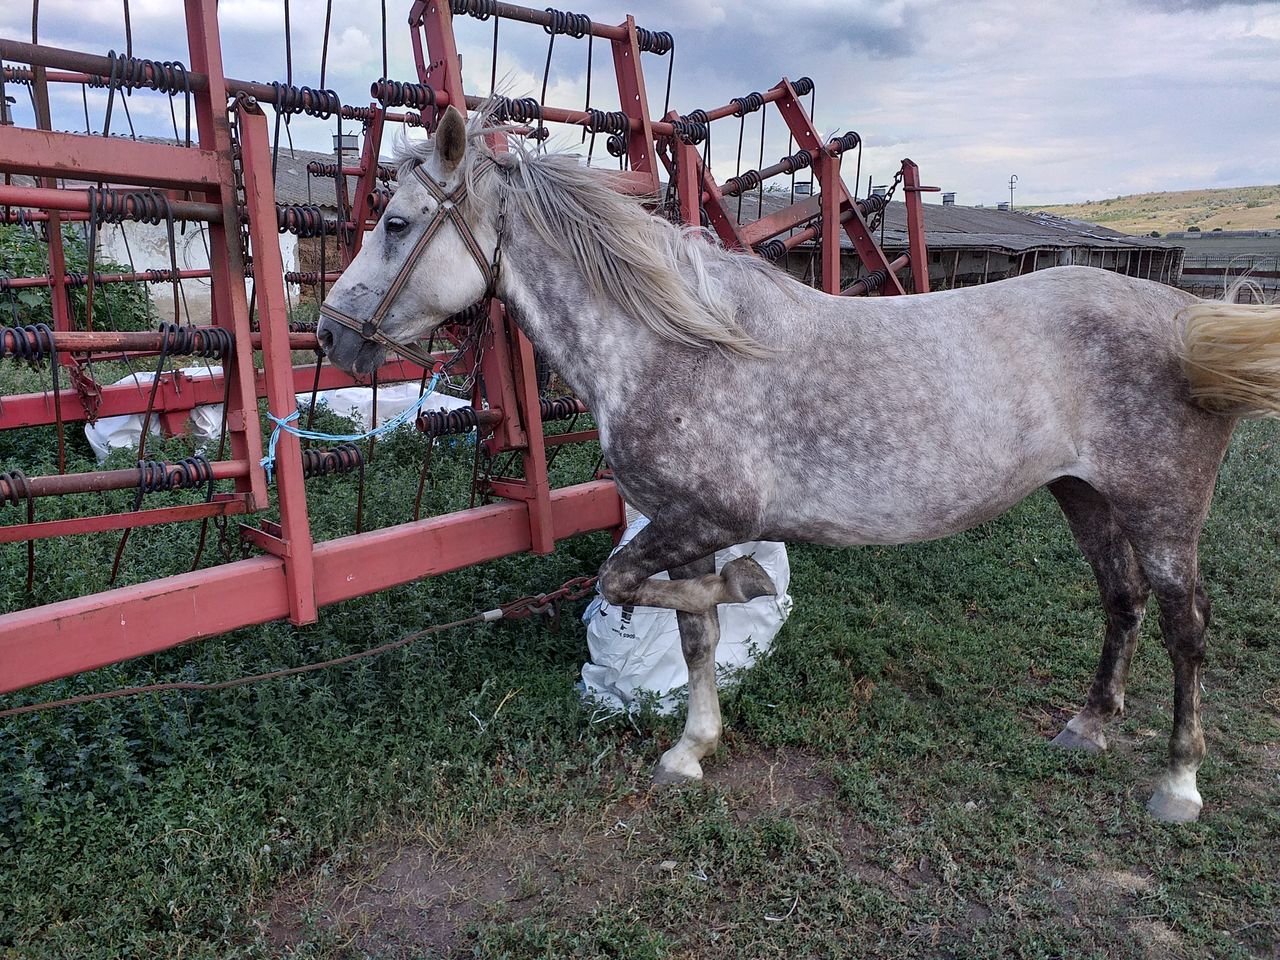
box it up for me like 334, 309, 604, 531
654, 556, 723, 785
597, 511, 776, 784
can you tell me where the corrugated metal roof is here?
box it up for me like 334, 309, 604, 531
740, 192, 1174, 253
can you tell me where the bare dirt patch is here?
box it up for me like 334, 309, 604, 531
264, 744, 848, 957
264, 815, 646, 958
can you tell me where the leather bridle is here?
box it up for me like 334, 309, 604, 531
319, 157, 504, 368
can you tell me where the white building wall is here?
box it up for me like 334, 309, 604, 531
97, 224, 299, 324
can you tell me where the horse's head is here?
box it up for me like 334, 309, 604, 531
317, 105, 498, 376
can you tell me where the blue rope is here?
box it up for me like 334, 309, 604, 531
260, 371, 442, 482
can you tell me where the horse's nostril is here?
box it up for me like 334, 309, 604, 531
317, 326, 334, 352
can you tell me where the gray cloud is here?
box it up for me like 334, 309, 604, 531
4, 0, 1278, 204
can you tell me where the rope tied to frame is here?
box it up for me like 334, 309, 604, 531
260, 367, 445, 483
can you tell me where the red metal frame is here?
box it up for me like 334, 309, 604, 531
0, 0, 932, 697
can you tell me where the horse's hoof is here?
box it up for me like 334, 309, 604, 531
651, 766, 700, 789
1147, 786, 1202, 823
1050, 717, 1107, 754
721, 556, 775, 604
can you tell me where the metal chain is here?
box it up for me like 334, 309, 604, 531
867, 168, 903, 234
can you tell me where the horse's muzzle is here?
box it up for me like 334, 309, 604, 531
316, 314, 387, 377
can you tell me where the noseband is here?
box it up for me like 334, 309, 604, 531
319, 157, 504, 369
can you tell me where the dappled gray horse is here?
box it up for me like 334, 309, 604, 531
318, 106, 1280, 823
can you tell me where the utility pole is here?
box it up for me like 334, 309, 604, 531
1009, 174, 1018, 211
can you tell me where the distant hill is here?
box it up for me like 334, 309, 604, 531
1030, 184, 1280, 236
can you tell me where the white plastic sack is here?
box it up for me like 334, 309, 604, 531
85, 366, 226, 462
580, 514, 793, 715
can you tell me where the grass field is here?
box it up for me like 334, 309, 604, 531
1031, 185, 1280, 236
2, 386, 1280, 958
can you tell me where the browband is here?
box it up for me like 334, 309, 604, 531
319, 157, 500, 369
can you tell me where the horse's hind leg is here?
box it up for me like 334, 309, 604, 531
1126, 533, 1211, 823
1107, 473, 1220, 822
653, 555, 724, 786
1048, 478, 1150, 753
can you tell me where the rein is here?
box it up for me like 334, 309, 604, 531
318, 157, 506, 368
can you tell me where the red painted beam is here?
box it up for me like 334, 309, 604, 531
0, 358, 432, 430
0, 479, 623, 695
0, 126, 226, 191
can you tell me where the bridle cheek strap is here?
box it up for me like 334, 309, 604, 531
319, 159, 498, 369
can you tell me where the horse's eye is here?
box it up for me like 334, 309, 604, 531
385, 216, 409, 235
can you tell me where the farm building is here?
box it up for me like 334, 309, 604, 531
751, 194, 1184, 292
1164, 228, 1280, 302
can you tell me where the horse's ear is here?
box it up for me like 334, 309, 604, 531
435, 105, 467, 172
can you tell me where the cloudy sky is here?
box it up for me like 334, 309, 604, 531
5, 0, 1279, 205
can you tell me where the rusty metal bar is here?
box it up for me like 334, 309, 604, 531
0, 326, 321, 353
0, 182, 223, 222
0, 39, 211, 90
1, 269, 214, 289
0, 459, 248, 500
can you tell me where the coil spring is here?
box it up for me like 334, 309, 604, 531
450, 0, 498, 18
301, 443, 364, 479
0, 324, 55, 364
368, 186, 395, 215
136, 454, 213, 495
670, 110, 708, 145
0, 469, 32, 508
634, 27, 674, 55
104, 50, 191, 95
2, 66, 34, 85
156, 322, 235, 360
723, 168, 762, 196
792, 76, 814, 96
755, 239, 788, 262
493, 96, 543, 125
145, 268, 179, 283
539, 396, 583, 421
89, 187, 171, 226
276, 204, 334, 237
829, 131, 860, 155
584, 108, 628, 135
417, 406, 482, 438
308, 159, 395, 182
340, 104, 425, 127
444, 301, 490, 326
270, 81, 340, 119
288, 320, 319, 333
372, 78, 437, 111
855, 268, 890, 294
730, 91, 765, 117
544, 7, 591, 36
284, 271, 326, 285
858, 194, 888, 217
779, 148, 813, 174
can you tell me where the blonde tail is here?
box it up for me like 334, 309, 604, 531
1179, 282, 1280, 418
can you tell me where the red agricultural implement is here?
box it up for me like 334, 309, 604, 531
0, 0, 932, 696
